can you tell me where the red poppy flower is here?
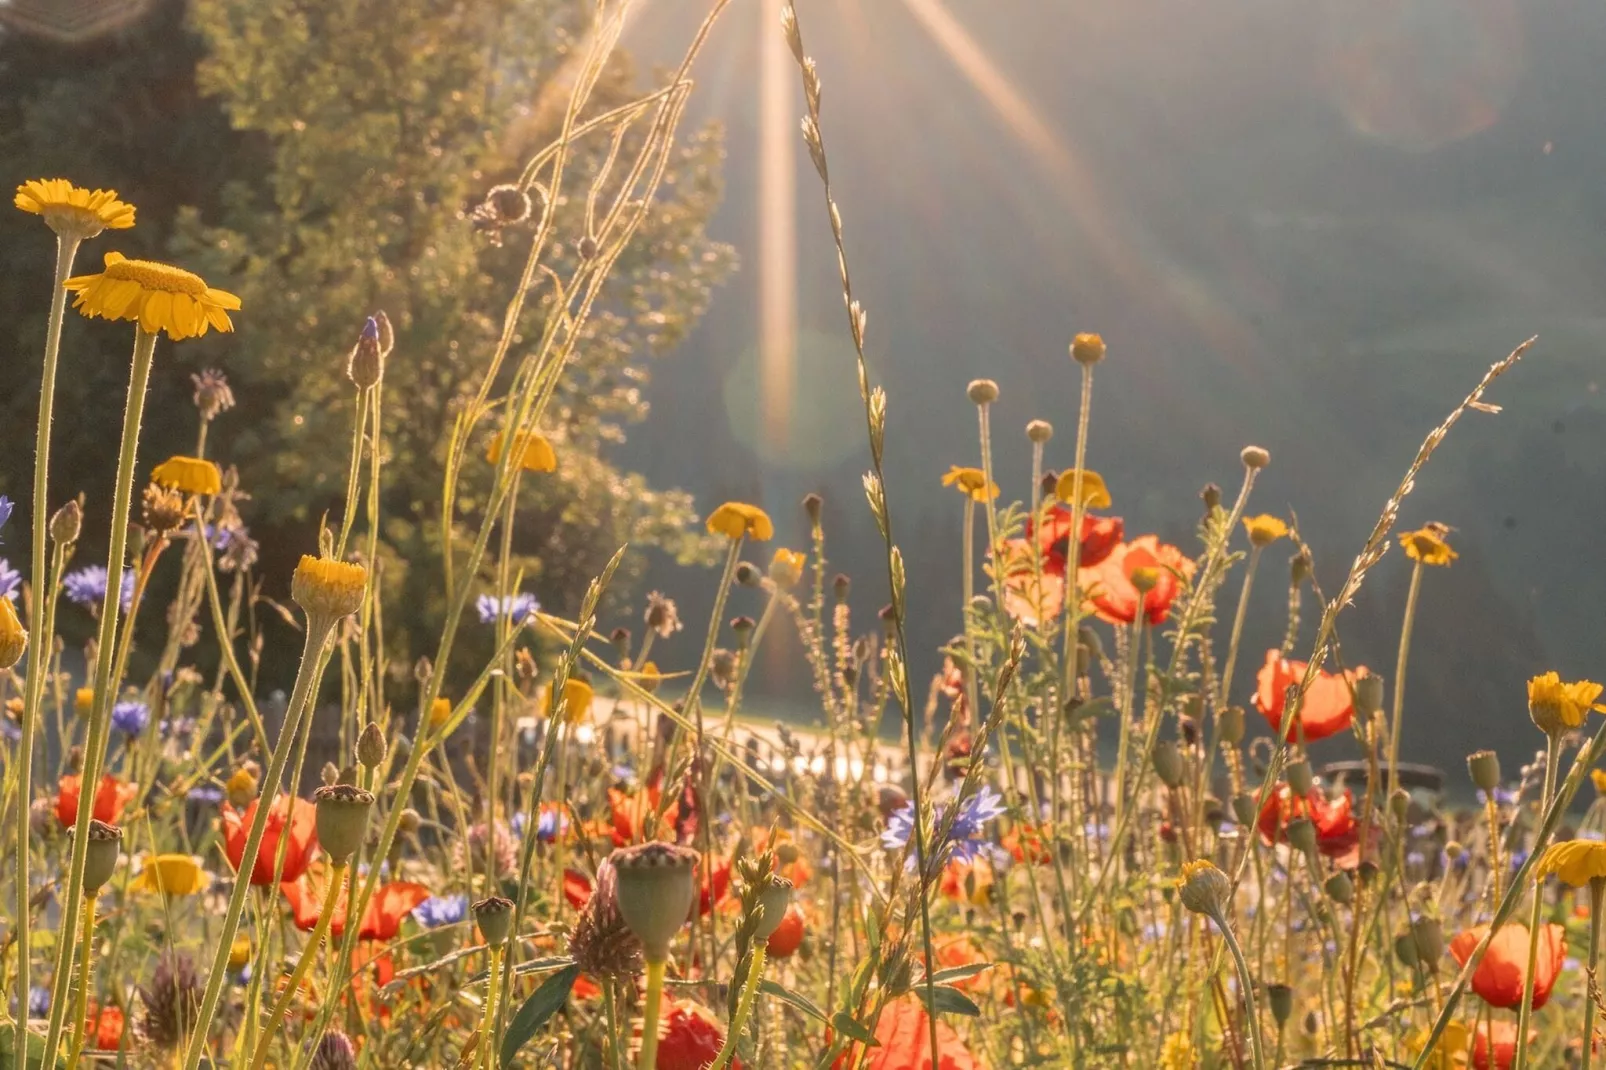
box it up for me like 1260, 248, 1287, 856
752, 828, 813, 887
1079, 536, 1194, 626
991, 538, 1066, 627
766, 903, 806, 958
84, 1003, 124, 1051
1253, 650, 1368, 744
698, 857, 731, 916
1473, 1019, 1529, 1070
1256, 784, 1364, 867
1029, 503, 1124, 573
280, 861, 429, 940
657, 1000, 737, 1070
1450, 923, 1567, 1010
55, 774, 138, 828
564, 868, 592, 912
222, 795, 318, 886
572, 974, 601, 1001
835, 996, 983, 1070
938, 857, 993, 906
1003, 823, 1053, 866
933, 937, 992, 994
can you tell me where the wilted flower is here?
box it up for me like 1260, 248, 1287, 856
141, 484, 186, 536
191, 368, 234, 421
567, 859, 643, 982
309, 1030, 358, 1070
644, 591, 682, 638
64, 252, 240, 340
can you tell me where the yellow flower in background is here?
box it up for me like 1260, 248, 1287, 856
1400, 524, 1457, 567
1242, 514, 1289, 548
1158, 1032, 1196, 1070
228, 935, 252, 971
547, 677, 594, 725
1536, 839, 1606, 887
225, 766, 258, 806
706, 502, 773, 541
1054, 468, 1112, 509
1528, 672, 1606, 736
63, 252, 240, 340
151, 455, 222, 496
429, 697, 454, 731
942, 466, 999, 503
637, 661, 662, 694
769, 548, 806, 589
15, 179, 135, 238
1406, 1020, 1470, 1070
130, 853, 206, 896
0, 597, 25, 670
75, 687, 95, 716
1592, 769, 1606, 795
486, 428, 557, 473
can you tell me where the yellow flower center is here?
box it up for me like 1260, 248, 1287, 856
103, 257, 208, 296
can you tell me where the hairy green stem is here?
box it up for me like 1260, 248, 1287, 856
1585, 879, 1605, 1070
708, 946, 766, 1070
1386, 561, 1424, 800
638, 957, 666, 1070
248, 861, 346, 1070
1515, 731, 1561, 1069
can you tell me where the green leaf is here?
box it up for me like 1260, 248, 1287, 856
928, 962, 995, 985
830, 1011, 879, 1047
499, 963, 580, 1068
759, 979, 828, 1023
914, 983, 983, 1018
0, 1022, 66, 1070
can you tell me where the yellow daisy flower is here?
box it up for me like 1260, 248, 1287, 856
429, 697, 454, 731
941, 466, 999, 503
546, 678, 594, 725
1054, 468, 1112, 509
63, 252, 240, 341
1400, 524, 1457, 567
1528, 671, 1606, 735
1536, 839, 1606, 887
130, 853, 207, 896
290, 555, 367, 624
75, 687, 95, 716
228, 935, 252, 971
768, 548, 806, 589
486, 428, 557, 473
151, 455, 222, 496
1242, 514, 1289, 548
15, 179, 135, 238
706, 502, 773, 542
1406, 1020, 1470, 1070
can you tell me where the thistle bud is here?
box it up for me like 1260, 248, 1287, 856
1411, 915, 1444, 965
1175, 859, 1230, 917
313, 784, 374, 864
1026, 419, 1053, 444
1285, 759, 1314, 797
609, 842, 698, 961
966, 379, 999, 405
802, 492, 824, 527
1070, 332, 1106, 366
81, 820, 123, 894
1353, 674, 1385, 719
1323, 871, 1353, 905
1152, 740, 1184, 789
50, 499, 82, 544
472, 895, 516, 947
1468, 750, 1501, 793
1218, 706, 1245, 745
832, 574, 850, 601
356, 721, 386, 769
1285, 816, 1317, 856
347, 316, 385, 388
1200, 483, 1221, 512
1240, 445, 1271, 470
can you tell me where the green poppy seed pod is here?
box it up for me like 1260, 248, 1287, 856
356, 721, 386, 770
1468, 750, 1501, 793
1026, 419, 1053, 444
1266, 983, 1293, 1026
313, 784, 374, 864
1394, 927, 1420, 968
1323, 871, 1354, 905
1152, 740, 1184, 789
82, 820, 123, 894
50, 499, 82, 545
1070, 332, 1106, 366
1357, 860, 1380, 887
734, 562, 761, 588
1241, 445, 1271, 470
1218, 706, 1246, 745
1388, 788, 1411, 824
609, 842, 699, 961
1232, 792, 1258, 828
1285, 759, 1314, 797
1176, 859, 1231, 917
1285, 816, 1317, 856
966, 378, 999, 405
753, 875, 795, 942
472, 895, 516, 947
1411, 915, 1444, 965
1353, 674, 1385, 719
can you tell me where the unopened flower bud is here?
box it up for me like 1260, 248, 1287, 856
1232, 792, 1258, 827
1290, 549, 1312, 585
802, 492, 823, 526
50, 500, 82, 544
1176, 859, 1230, 916
1266, 983, 1293, 1026
1200, 483, 1221, 512
1285, 759, 1314, 796
1218, 706, 1245, 745
1389, 788, 1410, 823
1241, 445, 1271, 470
1152, 740, 1184, 788
1026, 419, 1053, 444
357, 721, 386, 769
1394, 928, 1420, 968
347, 316, 385, 388
1411, 915, 1444, 965
610, 627, 631, 656
1285, 816, 1317, 856
1070, 332, 1106, 366
578, 234, 598, 260
1468, 750, 1501, 793
1323, 871, 1353, 905
832, 574, 850, 601
1353, 674, 1385, 719
397, 807, 421, 834
734, 562, 761, 588
966, 379, 999, 405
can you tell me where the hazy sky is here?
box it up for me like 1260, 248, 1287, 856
612, 0, 1606, 770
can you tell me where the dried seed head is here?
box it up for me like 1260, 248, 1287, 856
309, 1030, 358, 1070
82, 820, 123, 893
142, 483, 186, 537
966, 379, 999, 405
567, 859, 643, 983
472, 895, 516, 946
644, 591, 681, 638
190, 368, 235, 422
1240, 445, 1271, 470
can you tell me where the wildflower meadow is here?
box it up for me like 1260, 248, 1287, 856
1, 3, 1600, 1069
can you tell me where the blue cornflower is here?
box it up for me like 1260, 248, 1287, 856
62, 566, 135, 611
536, 807, 569, 843
0, 496, 12, 542
0, 719, 18, 742
187, 785, 224, 806
475, 592, 539, 624
412, 894, 468, 928
111, 699, 150, 736
28, 985, 48, 1018
881, 784, 1007, 867
0, 559, 19, 602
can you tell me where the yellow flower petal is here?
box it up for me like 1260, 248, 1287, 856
1054, 469, 1111, 509
63, 252, 238, 341
151, 456, 222, 496
706, 502, 773, 541
14, 178, 136, 238
941, 466, 999, 503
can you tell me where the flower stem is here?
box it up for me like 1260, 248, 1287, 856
180, 620, 332, 1070
43, 325, 157, 1068
247, 861, 347, 1070
638, 957, 667, 1070
64, 897, 94, 1069
1584, 878, 1605, 1070
16, 233, 81, 1060
480, 945, 503, 1070
1213, 909, 1265, 1070
709, 946, 766, 1070
1515, 731, 1561, 1069
1386, 561, 1424, 800
1219, 546, 1261, 708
